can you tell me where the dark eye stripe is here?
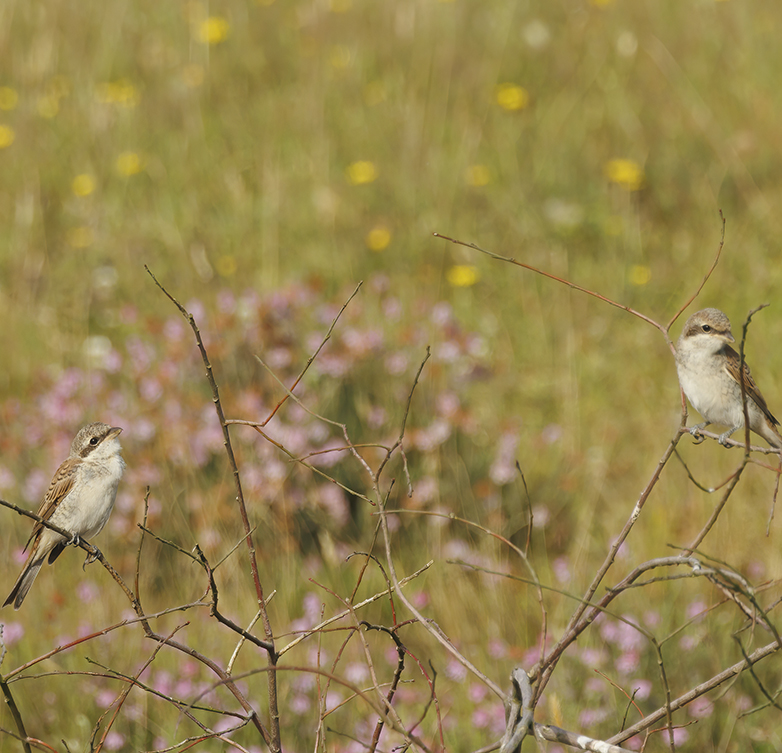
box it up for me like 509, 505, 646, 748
80, 433, 107, 457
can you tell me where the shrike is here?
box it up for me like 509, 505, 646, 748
4, 422, 125, 610
676, 308, 782, 450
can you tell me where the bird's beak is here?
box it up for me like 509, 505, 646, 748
724, 333, 735, 343
107, 426, 123, 439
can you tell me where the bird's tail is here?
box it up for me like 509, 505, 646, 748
760, 422, 782, 451
3, 557, 44, 610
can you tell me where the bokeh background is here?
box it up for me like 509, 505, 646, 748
2, 0, 782, 750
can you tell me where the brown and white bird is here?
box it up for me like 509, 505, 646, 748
675, 308, 782, 450
4, 422, 125, 610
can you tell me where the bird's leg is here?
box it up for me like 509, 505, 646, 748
688, 422, 709, 444
718, 426, 740, 447
65, 532, 99, 568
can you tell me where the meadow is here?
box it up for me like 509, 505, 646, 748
2, 0, 782, 751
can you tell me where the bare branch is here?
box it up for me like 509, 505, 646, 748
433, 233, 668, 339
608, 639, 782, 744
499, 668, 533, 753
145, 265, 278, 750
666, 210, 726, 330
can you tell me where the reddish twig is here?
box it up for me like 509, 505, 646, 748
145, 266, 278, 750
433, 233, 668, 339
666, 211, 726, 331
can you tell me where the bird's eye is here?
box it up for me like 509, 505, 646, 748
702, 325, 711, 333
90, 437, 99, 446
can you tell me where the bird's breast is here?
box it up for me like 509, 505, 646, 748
51, 453, 125, 540
676, 346, 740, 427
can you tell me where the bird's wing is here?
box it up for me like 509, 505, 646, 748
24, 457, 79, 550
723, 345, 780, 427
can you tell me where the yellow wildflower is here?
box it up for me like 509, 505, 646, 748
96, 79, 140, 108
629, 265, 651, 286
198, 17, 230, 45
604, 158, 644, 191
346, 161, 377, 185
447, 265, 479, 287
0, 87, 18, 111
116, 152, 143, 176
0, 125, 14, 148
366, 226, 391, 252
465, 164, 491, 186
72, 174, 96, 197
496, 83, 529, 111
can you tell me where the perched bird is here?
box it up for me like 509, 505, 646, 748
675, 308, 782, 450
4, 422, 125, 610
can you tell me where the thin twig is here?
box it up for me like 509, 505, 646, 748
193, 545, 275, 653
361, 622, 406, 753
0, 632, 32, 753
738, 305, 770, 455
684, 460, 747, 554
0, 498, 140, 611
666, 211, 726, 331
262, 281, 363, 426
144, 266, 271, 626
277, 561, 432, 657
608, 639, 782, 744
768, 454, 781, 536
433, 233, 668, 338
90, 624, 187, 752
145, 266, 277, 749
533, 432, 683, 700
515, 463, 533, 557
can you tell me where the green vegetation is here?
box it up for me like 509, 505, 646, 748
2, 0, 782, 750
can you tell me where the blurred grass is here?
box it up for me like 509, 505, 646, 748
3, 0, 782, 749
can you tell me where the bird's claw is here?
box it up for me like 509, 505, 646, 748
68, 534, 81, 547
82, 551, 98, 570
688, 426, 705, 444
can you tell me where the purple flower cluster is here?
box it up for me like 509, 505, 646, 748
0, 274, 565, 750
1, 274, 546, 558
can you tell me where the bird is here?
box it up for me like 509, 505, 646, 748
675, 308, 782, 450
4, 422, 125, 610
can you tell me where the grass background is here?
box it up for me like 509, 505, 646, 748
2, 0, 782, 750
